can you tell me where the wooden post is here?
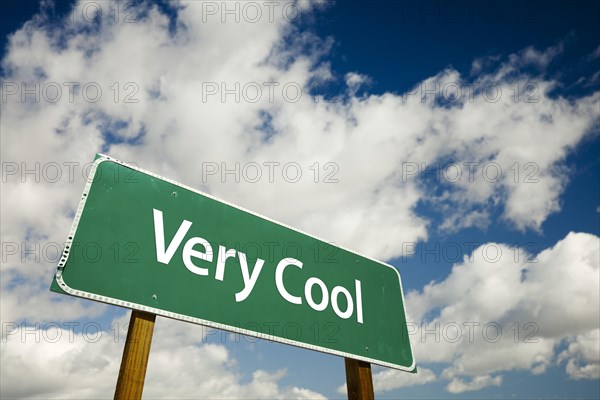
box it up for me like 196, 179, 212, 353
114, 310, 156, 400
345, 358, 374, 400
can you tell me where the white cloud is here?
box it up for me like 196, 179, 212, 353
406, 231, 600, 390
2, 2, 598, 264
0, 280, 106, 326
0, 315, 326, 399
559, 329, 600, 380
446, 374, 502, 394
372, 367, 436, 393
345, 72, 371, 95
1, 1, 599, 398
512, 44, 564, 69
337, 367, 436, 395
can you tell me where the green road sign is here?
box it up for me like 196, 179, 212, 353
51, 154, 415, 371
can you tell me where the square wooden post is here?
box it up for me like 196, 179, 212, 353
345, 358, 374, 400
114, 310, 156, 400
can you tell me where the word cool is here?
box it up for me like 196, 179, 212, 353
152, 209, 364, 323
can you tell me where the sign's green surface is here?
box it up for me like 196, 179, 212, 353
51, 154, 415, 371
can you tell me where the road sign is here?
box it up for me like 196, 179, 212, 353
51, 154, 415, 371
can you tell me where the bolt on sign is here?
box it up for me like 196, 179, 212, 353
51, 154, 416, 371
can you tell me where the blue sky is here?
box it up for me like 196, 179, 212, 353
1, 1, 599, 399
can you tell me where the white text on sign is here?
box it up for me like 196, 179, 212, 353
152, 208, 364, 323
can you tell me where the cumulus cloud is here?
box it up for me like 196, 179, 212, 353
373, 367, 436, 393
558, 329, 600, 380
2, 1, 598, 264
446, 374, 502, 394
406, 231, 600, 391
337, 366, 436, 395
344, 72, 371, 95
1, 0, 599, 398
0, 315, 326, 399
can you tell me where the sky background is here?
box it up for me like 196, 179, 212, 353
1, 0, 599, 399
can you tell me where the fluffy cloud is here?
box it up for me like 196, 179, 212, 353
1, 0, 599, 398
337, 366, 436, 395
559, 329, 600, 380
446, 374, 502, 394
2, 1, 598, 263
0, 315, 325, 399
406, 232, 600, 392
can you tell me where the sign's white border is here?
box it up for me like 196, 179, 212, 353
54, 154, 416, 372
